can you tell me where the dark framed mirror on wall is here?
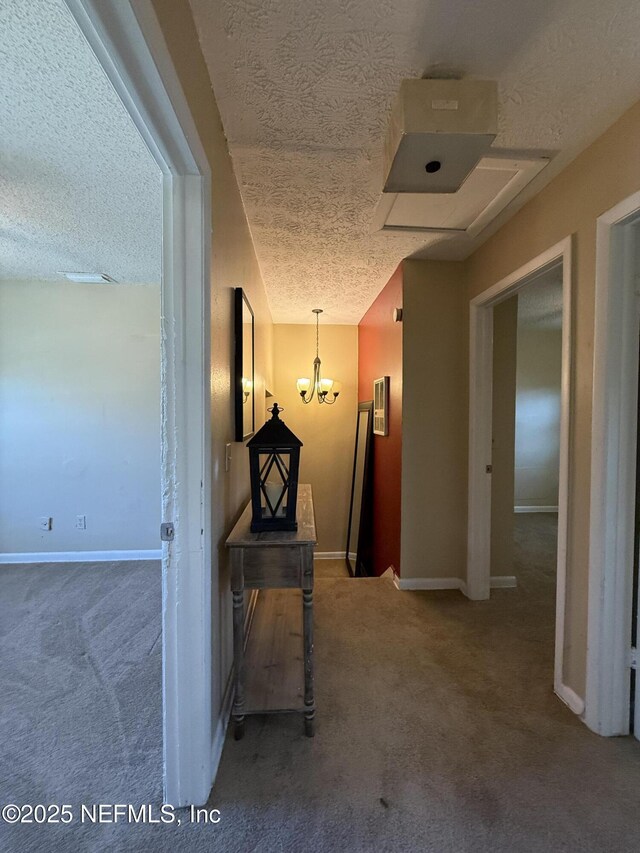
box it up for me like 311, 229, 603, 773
234, 287, 255, 442
346, 401, 374, 577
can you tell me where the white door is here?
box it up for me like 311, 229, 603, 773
633, 230, 640, 740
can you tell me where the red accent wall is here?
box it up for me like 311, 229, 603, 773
358, 263, 403, 576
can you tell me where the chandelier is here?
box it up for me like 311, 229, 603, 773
296, 309, 342, 405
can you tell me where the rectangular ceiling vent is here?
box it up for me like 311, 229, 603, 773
60, 272, 118, 284
374, 156, 549, 238
383, 78, 498, 194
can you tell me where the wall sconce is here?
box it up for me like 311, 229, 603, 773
297, 309, 342, 405
241, 377, 252, 404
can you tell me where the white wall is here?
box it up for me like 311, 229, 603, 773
514, 292, 562, 509
0, 280, 160, 555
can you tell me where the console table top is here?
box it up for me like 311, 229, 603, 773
226, 483, 317, 548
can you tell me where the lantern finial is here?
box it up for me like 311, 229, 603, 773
268, 402, 283, 418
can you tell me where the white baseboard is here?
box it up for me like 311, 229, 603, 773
210, 588, 258, 799
555, 682, 585, 716
514, 506, 559, 513
393, 576, 468, 593
314, 551, 347, 560
0, 549, 162, 564
210, 660, 234, 805
394, 575, 517, 592
490, 575, 518, 588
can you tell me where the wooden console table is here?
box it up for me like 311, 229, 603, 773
225, 484, 317, 739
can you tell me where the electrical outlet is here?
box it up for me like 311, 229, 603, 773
75, 515, 86, 530
39, 517, 52, 531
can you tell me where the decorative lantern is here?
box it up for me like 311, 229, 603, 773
247, 403, 302, 532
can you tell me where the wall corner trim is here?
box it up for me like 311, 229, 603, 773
514, 506, 559, 514
556, 683, 585, 716
0, 550, 162, 564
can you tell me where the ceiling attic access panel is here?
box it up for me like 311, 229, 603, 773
373, 157, 548, 238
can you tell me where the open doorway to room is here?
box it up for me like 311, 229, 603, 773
467, 239, 576, 711
0, 0, 164, 805
490, 264, 564, 690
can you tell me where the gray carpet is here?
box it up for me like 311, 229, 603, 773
3, 522, 640, 851
0, 560, 162, 852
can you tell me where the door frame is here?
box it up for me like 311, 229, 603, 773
585, 190, 640, 736
64, 0, 214, 804
467, 237, 578, 711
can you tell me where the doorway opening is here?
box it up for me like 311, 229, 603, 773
467, 238, 577, 712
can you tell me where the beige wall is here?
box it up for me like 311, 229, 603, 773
466, 100, 640, 698
401, 260, 468, 580
273, 325, 358, 552
151, 0, 273, 731
491, 296, 518, 578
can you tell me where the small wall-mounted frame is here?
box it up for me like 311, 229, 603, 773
234, 287, 255, 442
373, 376, 389, 436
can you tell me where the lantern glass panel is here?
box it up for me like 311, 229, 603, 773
259, 451, 290, 519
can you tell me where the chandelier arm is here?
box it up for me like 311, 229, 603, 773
301, 385, 315, 404
300, 355, 320, 403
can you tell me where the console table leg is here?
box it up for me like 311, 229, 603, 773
303, 588, 315, 737
232, 589, 245, 740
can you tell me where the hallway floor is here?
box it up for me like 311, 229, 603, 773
2, 521, 640, 851
206, 536, 640, 852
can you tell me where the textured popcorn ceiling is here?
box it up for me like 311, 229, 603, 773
0, 0, 162, 285
190, 0, 640, 323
